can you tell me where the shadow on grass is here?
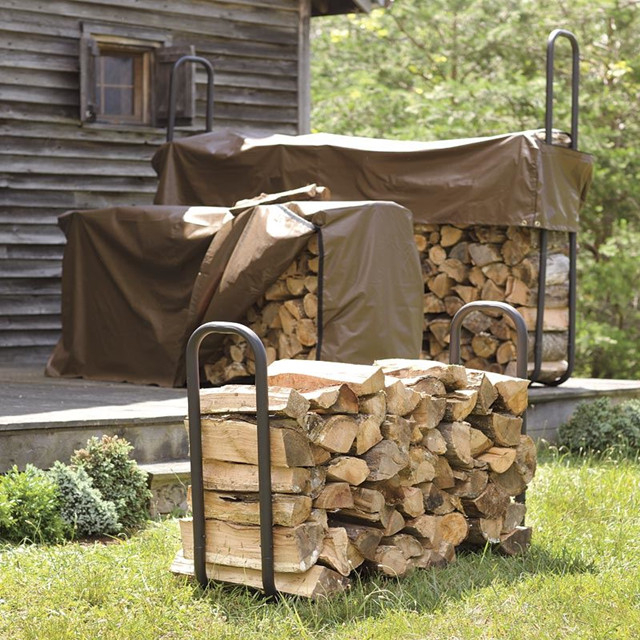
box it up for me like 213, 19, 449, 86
192, 543, 595, 632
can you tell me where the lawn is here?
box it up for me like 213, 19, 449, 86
1, 449, 639, 640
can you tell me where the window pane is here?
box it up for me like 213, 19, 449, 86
102, 55, 133, 86
103, 88, 133, 116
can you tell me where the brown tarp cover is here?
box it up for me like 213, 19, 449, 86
152, 129, 593, 232
46, 200, 422, 387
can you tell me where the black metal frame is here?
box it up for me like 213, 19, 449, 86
532, 29, 580, 386
186, 322, 277, 597
450, 301, 528, 503
166, 55, 214, 143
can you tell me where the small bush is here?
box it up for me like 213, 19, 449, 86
557, 397, 640, 455
0, 465, 68, 544
48, 462, 121, 538
71, 436, 151, 530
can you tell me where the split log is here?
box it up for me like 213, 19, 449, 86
469, 427, 493, 457
403, 514, 439, 545
382, 533, 424, 559
440, 225, 464, 247
412, 395, 447, 431
437, 512, 469, 546
362, 440, 409, 482
491, 465, 527, 497
199, 385, 309, 422
180, 518, 324, 573
437, 421, 473, 469
318, 527, 361, 576
202, 460, 325, 496
325, 456, 370, 486
502, 502, 526, 532
376, 359, 468, 391
313, 482, 355, 510
483, 372, 529, 416
303, 384, 359, 414
372, 545, 409, 577
171, 551, 349, 599
514, 435, 537, 483
450, 468, 489, 499
199, 417, 314, 467
384, 378, 422, 416
268, 359, 385, 395
465, 517, 503, 545
353, 414, 384, 455
422, 483, 462, 515
332, 521, 384, 561
476, 447, 517, 474
422, 428, 448, 456
462, 483, 510, 519
467, 412, 523, 447
497, 526, 532, 556
466, 370, 498, 414
305, 414, 359, 453
380, 416, 413, 454
198, 490, 312, 527
443, 389, 478, 422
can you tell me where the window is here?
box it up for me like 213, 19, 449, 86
80, 24, 196, 127
93, 45, 151, 123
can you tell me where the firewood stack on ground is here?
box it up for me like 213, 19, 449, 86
171, 359, 534, 598
415, 224, 570, 382
203, 235, 321, 385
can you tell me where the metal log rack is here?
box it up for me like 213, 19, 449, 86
186, 322, 278, 598
532, 29, 580, 386
166, 55, 214, 143
450, 300, 528, 505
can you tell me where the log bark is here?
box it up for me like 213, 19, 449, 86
171, 551, 349, 599
199, 417, 314, 467
268, 359, 385, 395
180, 518, 324, 573
202, 460, 325, 496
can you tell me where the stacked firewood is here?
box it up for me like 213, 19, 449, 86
203, 235, 320, 385
171, 358, 534, 598
414, 224, 570, 382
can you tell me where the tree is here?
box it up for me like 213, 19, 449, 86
311, 0, 640, 378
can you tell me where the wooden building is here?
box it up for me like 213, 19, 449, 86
0, 0, 386, 365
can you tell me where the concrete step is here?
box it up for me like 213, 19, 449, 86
527, 378, 640, 441
139, 460, 190, 517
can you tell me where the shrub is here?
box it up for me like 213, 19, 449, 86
48, 462, 121, 538
71, 436, 151, 530
0, 465, 68, 544
557, 397, 640, 455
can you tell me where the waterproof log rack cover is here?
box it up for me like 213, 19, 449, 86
46, 199, 423, 387
152, 128, 593, 232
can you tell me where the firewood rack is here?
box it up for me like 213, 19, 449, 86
532, 29, 580, 385
450, 300, 528, 505
166, 55, 215, 143
186, 321, 278, 597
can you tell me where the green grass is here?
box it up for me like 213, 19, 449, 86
1, 449, 640, 639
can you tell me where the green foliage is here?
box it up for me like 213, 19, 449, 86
576, 221, 640, 378
47, 461, 121, 539
0, 465, 67, 544
71, 435, 151, 530
557, 397, 640, 455
312, 0, 640, 378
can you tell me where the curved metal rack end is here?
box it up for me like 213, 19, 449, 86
166, 55, 214, 143
533, 29, 579, 386
450, 301, 528, 505
186, 321, 276, 597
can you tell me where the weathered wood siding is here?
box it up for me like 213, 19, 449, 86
0, 0, 304, 364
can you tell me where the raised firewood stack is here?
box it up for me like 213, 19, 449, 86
171, 359, 534, 598
415, 224, 570, 382
203, 236, 320, 386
